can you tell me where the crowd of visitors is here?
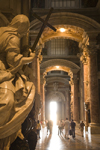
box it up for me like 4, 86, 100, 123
57, 118, 85, 139
35, 118, 85, 140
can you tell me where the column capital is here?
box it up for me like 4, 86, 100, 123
78, 52, 88, 65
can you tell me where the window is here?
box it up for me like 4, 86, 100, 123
45, 0, 81, 9
44, 38, 79, 56
47, 38, 67, 56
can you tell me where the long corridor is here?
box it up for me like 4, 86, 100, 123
35, 125, 100, 150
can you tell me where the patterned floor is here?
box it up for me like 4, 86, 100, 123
35, 125, 100, 150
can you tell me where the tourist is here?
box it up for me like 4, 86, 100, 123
80, 120, 85, 137
64, 118, 70, 139
70, 119, 76, 139
48, 120, 53, 134
46, 120, 50, 135
58, 120, 64, 135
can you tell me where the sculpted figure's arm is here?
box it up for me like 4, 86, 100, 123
9, 51, 35, 74
21, 50, 35, 65
6, 36, 35, 74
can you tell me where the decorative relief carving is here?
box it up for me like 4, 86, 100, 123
68, 70, 73, 78
43, 25, 84, 38
80, 53, 88, 65
69, 79, 74, 85
78, 44, 97, 64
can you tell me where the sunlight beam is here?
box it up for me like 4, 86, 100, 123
50, 101, 57, 125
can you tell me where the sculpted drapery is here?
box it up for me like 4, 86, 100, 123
0, 14, 35, 149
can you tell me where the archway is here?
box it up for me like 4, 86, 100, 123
40, 59, 80, 123
31, 12, 100, 132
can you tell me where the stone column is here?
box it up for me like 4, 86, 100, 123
65, 90, 70, 120
79, 61, 85, 121
69, 72, 79, 122
73, 77, 79, 123
79, 52, 89, 130
62, 102, 64, 120
80, 45, 100, 133
69, 80, 74, 120
40, 75, 46, 124
31, 50, 42, 119
87, 46, 99, 124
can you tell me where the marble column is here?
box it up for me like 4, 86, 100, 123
73, 77, 79, 123
40, 76, 46, 124
62, 102, 65, 120
69, 75, 79, 122
79, 52, 89, 130
69, 80, 74, 120
79, 61, 85, 121
31, 54, 41, 119
87, 46, 99, 124
80, 45, 100, 133
65, 90, 70, 120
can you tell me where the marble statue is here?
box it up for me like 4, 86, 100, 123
0, 14, 35, 150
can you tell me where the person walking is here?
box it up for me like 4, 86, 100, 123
58, 120, 64, 135
48, 120, 53, 134
46, 120, 50, 135
64, 118, 70, 139
70, 119, 76, 139
80, 120, 85, 137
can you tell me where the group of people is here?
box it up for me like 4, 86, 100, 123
58, 118, 85, 139
37, 118, 85, 139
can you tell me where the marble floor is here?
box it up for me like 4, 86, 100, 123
35, 125, 100, 150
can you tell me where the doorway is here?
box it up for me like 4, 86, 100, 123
50, 101, 57, 125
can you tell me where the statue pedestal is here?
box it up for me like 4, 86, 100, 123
88, 123, 100, 134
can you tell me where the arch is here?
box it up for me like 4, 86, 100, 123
40, 59, 80, 76
46, 77, 69, 85
30, 12, 100, 31
30, 12, 100, 46
46, 91, 65, 102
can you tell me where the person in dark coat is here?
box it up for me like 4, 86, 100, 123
70, 119, 76, 139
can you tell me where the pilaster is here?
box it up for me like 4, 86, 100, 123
69, 72, 79, 122
40, 74, 46, 124
79, 44, 100, 133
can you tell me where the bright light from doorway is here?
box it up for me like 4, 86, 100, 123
50, 101, 57, 125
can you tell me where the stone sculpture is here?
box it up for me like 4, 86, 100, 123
0, 14, 35, 150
